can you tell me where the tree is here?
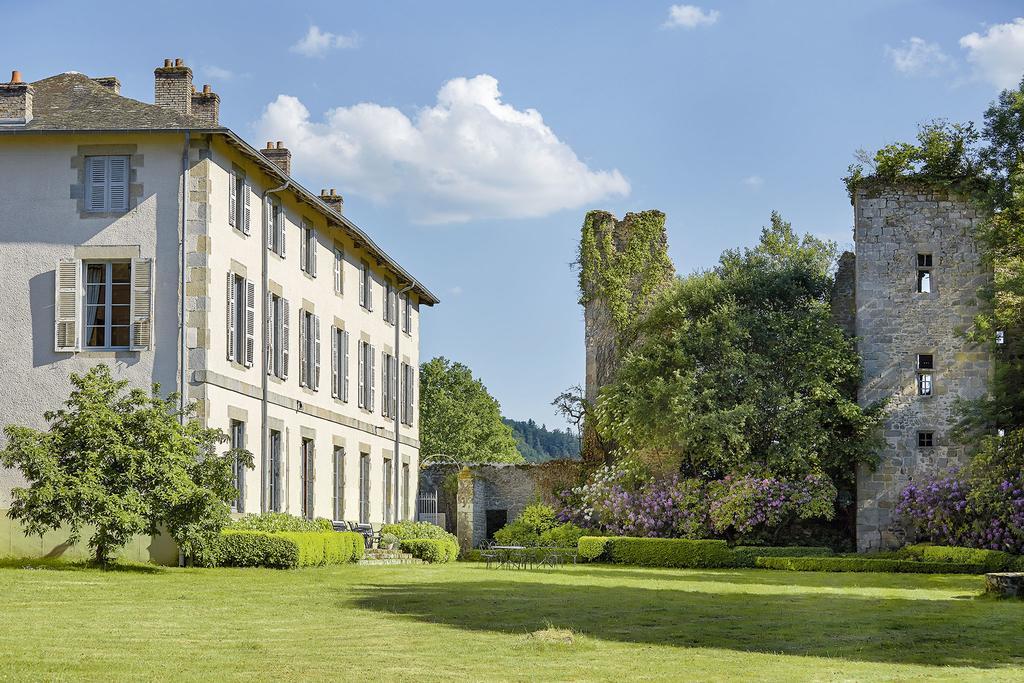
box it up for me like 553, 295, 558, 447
418, 357, 522, 463
0, 365, 250, 564
595, 213, 885, 488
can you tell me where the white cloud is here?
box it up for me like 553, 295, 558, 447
254, 74, 630, 223
290, 25, 360, 58
663, 5, 719, 29
742, 175, 764, 189
960, 18, 1024, 89
200, 65, 236, 81
885, 37, 951, 76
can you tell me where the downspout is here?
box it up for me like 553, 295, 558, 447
261, 180, 290, 512
179, 131, 190, 422
394, 283, 415, 522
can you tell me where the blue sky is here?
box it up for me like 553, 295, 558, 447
4, 1, 1024, 428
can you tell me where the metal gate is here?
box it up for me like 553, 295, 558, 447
417, 489, 445, 527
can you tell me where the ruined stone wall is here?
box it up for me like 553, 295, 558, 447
853, 182, 991, 550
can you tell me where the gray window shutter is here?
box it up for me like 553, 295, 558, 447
367, 272, 374, 312
244, 279, 256, 367
381, 354, 389, 417
331, 326, 339, 398
342, 330, 350, 402
280, 298, 290, 379
108, 156, 129, 211
266, 292, 274, 376
86, 157, 107, 211
306, 442, 315, 518
369, 344, 376, 411
313, 314, 321, 390
242, 181, 251, 235
333, 448, 339, 520
228, 171, 237, 227
357, 341, 365, 408
298, 309, 307, 387
310, 227, 317, 278
392, 356, 399, 419
278, 209, 286, 257
54, 258, 81, 352
359, 263, 366, 307
129, 258, 153, 351
226, 272, 236, 362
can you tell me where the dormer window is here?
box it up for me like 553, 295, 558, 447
917, 253, 933, 293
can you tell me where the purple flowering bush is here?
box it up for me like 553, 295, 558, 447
896, 430, 1024, 554
559, 459, 837, 542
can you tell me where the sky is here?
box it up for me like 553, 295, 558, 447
4, 1, 1024, 429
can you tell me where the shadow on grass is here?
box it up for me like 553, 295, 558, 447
350, 574, 1024, 668
0, 557, 166, 574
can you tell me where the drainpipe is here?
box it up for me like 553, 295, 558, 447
179, 131, 190, 422
394, 282, 415, 522
261, 180, 290, 512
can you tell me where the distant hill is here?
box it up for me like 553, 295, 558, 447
502, 418, 580, 462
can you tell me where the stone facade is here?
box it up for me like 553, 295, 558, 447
0, 77, 32, 124
852, 182, 992, 550
154, 59, 193, 116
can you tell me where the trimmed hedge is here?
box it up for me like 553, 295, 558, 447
381, 521, 457, 544
207, 530, 363, 569
227, 512, 334, 533
578, 536, 612, 562
901, 544, 1017, 571
733, 545, 833, 567
602, 537, 738, 568
400, 538, 459, 564
756, 556, 985, 574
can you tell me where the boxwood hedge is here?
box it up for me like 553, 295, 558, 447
900, 544, 1017, 571
399, 538, 459, 564
206, 530, 364, 569
756, 556, 985, 574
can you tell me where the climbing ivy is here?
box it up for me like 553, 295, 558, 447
577, 210, 675, 342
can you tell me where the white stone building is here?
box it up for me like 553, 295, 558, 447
0, 60, 438, 534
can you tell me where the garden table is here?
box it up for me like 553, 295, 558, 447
490, 545, 528, 569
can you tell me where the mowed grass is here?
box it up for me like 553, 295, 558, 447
1, 560, 1022, 682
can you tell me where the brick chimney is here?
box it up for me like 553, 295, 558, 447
191, 83, 220, 126
154, 58, 192, 116
261, 141, 292, 176
320, 188, 344, 215
91, 76, 121, 95
0, 71, 33, 124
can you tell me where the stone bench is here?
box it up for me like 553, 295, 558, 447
984, 572, 1024, 598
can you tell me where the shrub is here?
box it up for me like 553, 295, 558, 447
755, 556, 984, 574
227, 512, 331, 534
493, 503, 584, 547
605, 537, 738, 568
379, 532, 400, 550
380, 521, 457, 544
578, 536, 611, 562
539, 523, 586, 548
901, 544, 1016, 571
732, 545, 833, 567
400, 538, 459, 563
215, 530, 300, 569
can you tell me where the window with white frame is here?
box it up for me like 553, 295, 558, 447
333, 247, 344, 295
85, 155, 129, 212
84, 261, 131, 349
333, 446, 345, 521
359, 260, 373, 310
359, 452, 370, 524
401, 362, 415, 426
298, 309, 321, 390
300, 221, 317, 276
226, 272, 255, 367
268, 429, 283, 512
402, 295, 413, 335
331, 326, 350, 401
301, 438, 315, 520
265, 293, 290, 380
357, 341, 376, 410
229, 420, 246, 513
228, 170, 250, 235
266, 198, 285, 256
55, 258, 152, 353
383, 457, 393, 522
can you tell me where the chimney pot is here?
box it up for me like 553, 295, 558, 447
203, 84, 211, 94
11, 71, 21, 84
276, 141, 284, 149
164, 59, 172, 67
175, 58, 184, 67
321, 188, 344, 215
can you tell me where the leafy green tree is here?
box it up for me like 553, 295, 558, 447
595, 213, 885, 488
0, 365, 250, 564
419, 357, 522, 463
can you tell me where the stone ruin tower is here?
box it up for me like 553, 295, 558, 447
848, 181, 992, 551
579, 210, 675, 463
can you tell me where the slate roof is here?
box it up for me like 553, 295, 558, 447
24, 72, 206, 131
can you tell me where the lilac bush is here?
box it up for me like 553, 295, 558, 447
706, 472, 837, 537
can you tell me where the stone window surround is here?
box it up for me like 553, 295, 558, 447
71, 144, 143, 219
227, 259, 251, 373
913, 246, 939, 296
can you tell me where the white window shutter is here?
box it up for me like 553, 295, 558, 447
369, 344, 376, 411
300, 225, 307, 273
86, 157, 107, 211
280, 298, 290, 379
226, 272, 236, 362
278, 210, 286, 257
244, 279, 256, 367
357, 341, 365, 408
331, 326, 339, 398
311, 230, 317, 278
298, 309, 306, 387
266, 199, 274, 250
334, 248, 343, 294
266, 292, 274, 376
242, 182, 251, 235
228, 171, 237, 228
313, 314, 321, 391
108, 156, 129, 211
359, 264, 366, 307
54, 258, 81, 352
392, 356, 399, 419
342, 330, 350, 402
129, 258, 153, 351
381, 355, 388, 417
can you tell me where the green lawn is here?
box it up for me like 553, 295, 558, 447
1, 561, 1022, 681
